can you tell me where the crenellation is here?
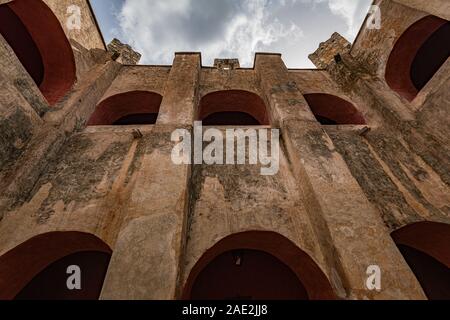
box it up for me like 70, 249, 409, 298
107, 38, 142, 65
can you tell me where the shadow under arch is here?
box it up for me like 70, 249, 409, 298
385, 15, 450, 101
182, 231, 336, 300
0, 231, 112, 300
303, 93, 366, 125
88, 90, 163, 126
0, 0, 76, 105
198, 90, 270, 126
392, 221, 450, 300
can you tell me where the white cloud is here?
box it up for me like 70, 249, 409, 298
103, 0, 372, 67
317, 0, 372, 39
326, 0, 369, 38
286, 0, 371, 38
116, 0, 304, 66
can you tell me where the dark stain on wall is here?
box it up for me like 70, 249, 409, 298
328, 130, 423, 229
32, 135, 130, 223
0, 107, 33, 170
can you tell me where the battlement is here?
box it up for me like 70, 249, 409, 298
107, 38, 142, 65
308, 32, 351, 69
214, 58, 240, 70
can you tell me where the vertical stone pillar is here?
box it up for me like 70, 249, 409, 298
100, 53, 200, 300
158, 53, 201, 126
255, 53, 425, 299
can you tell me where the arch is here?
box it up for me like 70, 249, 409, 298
88, 91, 163, 126
198, 90, 270, 126
182, 231, 336, 300
0, 232, 112, 300
0, 0, 76, 105
385, 16, 450, 101
392, 222, 450, 300
303, 93, 366, 125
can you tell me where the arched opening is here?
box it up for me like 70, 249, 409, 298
303, 93, 366, 125
190, 249, 308, 300
386, 16, 450, 101
198, 90, 270, 126
0, 232, 112, 300
183, 231, 335, 300
392, 222, 450, 300
88, 91, 162, 126
0, 0, 76, 105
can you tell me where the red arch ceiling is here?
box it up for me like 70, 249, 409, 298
304, 93, 366, 125
182, 231, 336, 300
392, 221, 450, 268
4, 0, 76, 105
198, 90, 270, 125
385, 15, 448, 102
88, 91, 163, 126
0, 231, 111, 300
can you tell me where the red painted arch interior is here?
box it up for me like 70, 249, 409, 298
392, 222, 450, 268
198, 90, 270, 125
392, 222, 450, 300
88, 91, 163, 126
304, 93, 366, 125
15, 250, 111, 300
385, 15, 448, 102
0, 0, 76, 105
0, 231, 112, 300
190, 249, 309, 300
182, 231, 336, 300
0, 5, 44, 86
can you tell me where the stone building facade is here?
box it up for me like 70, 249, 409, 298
0, 0, 449, 300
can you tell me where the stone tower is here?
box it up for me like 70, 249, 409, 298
0, 0, 449, 300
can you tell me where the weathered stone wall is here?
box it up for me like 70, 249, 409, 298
326, 127, 450, 231
101, 66, 171, 101
0, 58, 121, 217
0, 0, 120, 218
0, 129, 139, 251
0, 0, 448, 300
200, 68, 261, 98
0, 34, 47, 173
256, 53, 425, 299
308, 0, 450, 234
289, 70, 384, 127
181, 129, 331, 293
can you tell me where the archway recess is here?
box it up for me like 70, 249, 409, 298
0, 232, 112, 300
0, 0, 77, 105
198, 90, 270, 126
304, 93, 366, 125
392, 222, 450, 300
183, 231, 336, 300
385, 16, 450, 101
88, 91, 163, 126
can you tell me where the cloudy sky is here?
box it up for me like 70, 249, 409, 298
90, 0, 373, 68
